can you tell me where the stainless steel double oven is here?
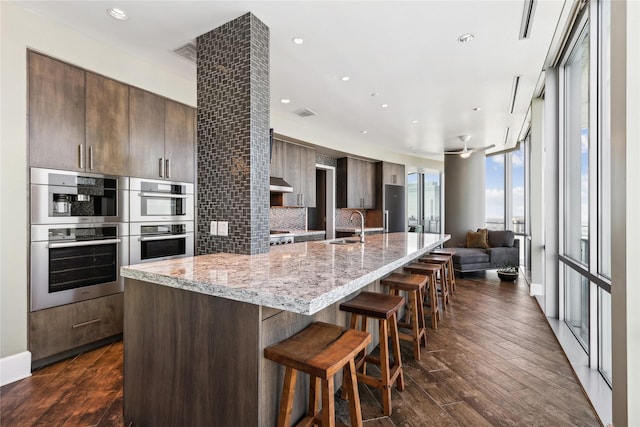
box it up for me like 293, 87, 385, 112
29, 169, 195, 311
30, 168, 129, 311
129, 178, 194, 264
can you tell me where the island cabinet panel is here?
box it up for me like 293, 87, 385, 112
85, 72, 129, 176
124, 279, 260, 427
337, 157, 377, 209
28, 51, 85, 171
270, 139, 316, 207
29, 292, 123, 363
129, 88, 196, 182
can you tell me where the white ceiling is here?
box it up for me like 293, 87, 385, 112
12, 0, 570, 160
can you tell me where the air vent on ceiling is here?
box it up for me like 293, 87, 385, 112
519, 0, 537, 39
509, 75, 521, 114
173, 42, 197, 64
295, 108, 317, 118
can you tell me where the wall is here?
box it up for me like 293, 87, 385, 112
611, 1, 640, 424
443, 153, 486, 247
0, 2, 195, 370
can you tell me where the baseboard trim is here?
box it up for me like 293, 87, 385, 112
0, 351, 32, 386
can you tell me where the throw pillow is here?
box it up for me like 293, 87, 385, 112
466, 230, 490, 249
476, 228, 490, 247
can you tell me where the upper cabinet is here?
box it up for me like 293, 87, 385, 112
337, 157, 377, 209
29, 52, 129, 175
29, 52, 86, 172
85, 72, 129, 176
129, 87, 195, 182
270, 139, 316, 207
381, 161, 405, 186
28, 51, 195, 181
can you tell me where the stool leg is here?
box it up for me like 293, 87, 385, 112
429, 273, 439, 329
448, 257, 456, 292
408, 290, 421, 360
418, 286, 427, 346
278, 367, 297, 427
322, 376, 336, 427
308, 375, 321, 419
378, 318, 392, 416
389, 312, 405, 392
343, 358, 364, 427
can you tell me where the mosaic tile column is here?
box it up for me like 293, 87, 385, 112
196, 13, 270, 255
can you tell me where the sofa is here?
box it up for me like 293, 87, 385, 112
452, 229, 519, 274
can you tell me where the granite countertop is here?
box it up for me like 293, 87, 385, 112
121, 232, 450, 315
287, 229, 325, 236
335, 227, 384, 233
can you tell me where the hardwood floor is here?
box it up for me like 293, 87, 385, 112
1, 272, 602, 426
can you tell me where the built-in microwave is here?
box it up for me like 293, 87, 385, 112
129, 222, 194, 264
30, 168, 129, 224
130, 178, 194, 223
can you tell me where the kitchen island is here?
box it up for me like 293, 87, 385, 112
121, 232, 449, 426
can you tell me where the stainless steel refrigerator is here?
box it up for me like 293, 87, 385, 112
384, 184, 406, 232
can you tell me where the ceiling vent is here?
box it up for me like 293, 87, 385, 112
519, 0, 537, 39
509, 75, 521, 114
295, 108, 317, 118
173, 42, 197, 64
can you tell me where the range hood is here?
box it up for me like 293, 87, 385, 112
270, 177, 293, 193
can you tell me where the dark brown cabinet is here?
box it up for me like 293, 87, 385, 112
85, 72, 129, 176
270, 139, 316, 207
29, 51, 85, 172
29, 293, 123, 364
382, 161, 405, 186
29, 52, 130, 175
129, 87, 195, 182
337, 157, 377, 209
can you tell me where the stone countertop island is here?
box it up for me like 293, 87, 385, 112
121, 232, 449, 426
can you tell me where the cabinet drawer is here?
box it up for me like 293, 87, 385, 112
29, 293, 123, 362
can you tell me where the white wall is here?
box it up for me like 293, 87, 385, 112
0, 2, 196, 362
611, 1, 640, 425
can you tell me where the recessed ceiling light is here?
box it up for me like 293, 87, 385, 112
412, 120, 419, 124
360, 130, 368, 134
341, 76, 350, 81
458, 33, 475, 43
280, 98, 291, 104
473, 107, 481, 111
292, 37, 304, 45
370, 93, 379, 97
107, 7, 128, 21
381, 104, 389, 108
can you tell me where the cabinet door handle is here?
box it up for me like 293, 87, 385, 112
79, 145, 84, 169
72, 318, 101, 328
89, 146, 94, 170
165, 158, 171, 179
159, 158, 165, 178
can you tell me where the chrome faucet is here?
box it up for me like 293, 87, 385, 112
349, 210, 365, 243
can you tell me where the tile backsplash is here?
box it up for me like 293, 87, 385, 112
335, 208, 367, 227
270, 207, 307, 230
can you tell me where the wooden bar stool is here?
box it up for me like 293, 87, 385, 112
339, 291, 405, 416
264, 321, 371, 427
404, 262, 441, 329
419, 254, 452, 303
431, 248, 457, 292
381, 272, 427, 360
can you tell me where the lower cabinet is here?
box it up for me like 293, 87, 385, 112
29, 293, 123, 364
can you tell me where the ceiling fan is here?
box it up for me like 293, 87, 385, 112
444, 135, 495, 158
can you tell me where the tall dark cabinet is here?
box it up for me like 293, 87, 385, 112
337, 157, 377, 209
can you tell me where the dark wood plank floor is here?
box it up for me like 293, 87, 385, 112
1, 272, 602, 426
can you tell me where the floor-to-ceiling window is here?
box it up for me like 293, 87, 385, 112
485, 139, 529, 268
408, 171, 441, 233
559, 1, 611, 386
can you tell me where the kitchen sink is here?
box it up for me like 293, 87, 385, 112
327, 239, 360, 245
